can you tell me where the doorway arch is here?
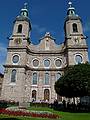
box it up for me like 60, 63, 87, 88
32, 90, 37, 101
44, 89, 50, 101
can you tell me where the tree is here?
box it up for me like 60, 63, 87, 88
55, 63, 90, 102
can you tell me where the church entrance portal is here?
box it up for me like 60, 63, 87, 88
44, 89, 50, 101
32, 90, 37, 101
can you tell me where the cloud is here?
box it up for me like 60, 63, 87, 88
0, 44, 7, 73
32, 24, 46, 33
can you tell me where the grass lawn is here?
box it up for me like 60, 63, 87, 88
0, 107, 90, 120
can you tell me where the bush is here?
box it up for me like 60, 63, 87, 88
0, 100, 19, 109
0, 100, 8, 108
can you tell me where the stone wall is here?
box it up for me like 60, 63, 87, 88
0, 73, 4, 98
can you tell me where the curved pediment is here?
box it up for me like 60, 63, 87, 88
28, 32, 65, 53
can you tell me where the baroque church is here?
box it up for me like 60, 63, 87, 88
1, 2, 89, 103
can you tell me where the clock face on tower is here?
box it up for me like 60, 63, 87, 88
74, 36, 81, 44
14, 38, 22, 44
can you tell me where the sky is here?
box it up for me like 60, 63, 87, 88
0, 0, 90, 73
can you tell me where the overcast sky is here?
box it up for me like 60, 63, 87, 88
0, 0, 90, 73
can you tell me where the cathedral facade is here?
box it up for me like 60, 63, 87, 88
1, 2, 89, 103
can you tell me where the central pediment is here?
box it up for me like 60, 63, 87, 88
29, 32, 65, 53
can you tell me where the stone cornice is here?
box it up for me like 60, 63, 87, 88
8, 44, 88, 54
3, 64, 66, 71
25, 65, 66, 71
4, 65, 27, 69
7, 46, 66, 54
27, 47, 66, 54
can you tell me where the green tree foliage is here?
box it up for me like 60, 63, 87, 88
55, 63, 90, 98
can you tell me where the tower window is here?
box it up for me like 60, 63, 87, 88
11, 69, 16, 82
32, 73, 37, 85
17, 24, 22, 33
75, 55, 82, 64
70, 10, 75, 15
72, 23, 78, 32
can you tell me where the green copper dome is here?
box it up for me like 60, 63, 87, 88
67, 2, 76, 16
20, 3, 28, 17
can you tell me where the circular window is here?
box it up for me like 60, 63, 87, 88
12, 55, 19, 63
55, 59, 62, 67
44, 59, 50, 67
33, 59, 39, 67
75, 55, 82, 64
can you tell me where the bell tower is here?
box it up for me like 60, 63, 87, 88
64, 2, 89, 66
1, 3, 31, 102
10, 3, 31, 46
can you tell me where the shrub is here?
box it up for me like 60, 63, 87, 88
0, 100, 8, 108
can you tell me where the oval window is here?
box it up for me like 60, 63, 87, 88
33, 59, 39, 67
55, 59, 62, 67
12, 55, 19, 63
44, 59, 50, 67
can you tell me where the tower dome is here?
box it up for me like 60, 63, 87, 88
20, 3, 28, 17
15, 3, 30, 23
65, 2, 81, 22
67, 2, 76, 16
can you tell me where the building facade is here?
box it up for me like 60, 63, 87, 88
1, 2, 89, 103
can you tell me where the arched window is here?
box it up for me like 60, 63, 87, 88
72, 23, 78, 32
45, 73, 49, 85
56, 73, 61, 81
32, 73, 37, 84
32, 90, 37, 101
17, 24, 22, 33
70, 10, 75, 15
75, 55, 82, 64
11, 69, 16, 82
